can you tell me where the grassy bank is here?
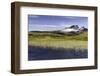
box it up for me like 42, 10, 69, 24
28, 32, 88, 49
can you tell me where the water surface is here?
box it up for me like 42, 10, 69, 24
28, 46, 88, 61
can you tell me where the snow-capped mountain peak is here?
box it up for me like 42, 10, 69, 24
59, 25, 87, 35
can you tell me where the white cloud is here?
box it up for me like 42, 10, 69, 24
29, 24, 65, 31
29, 24, 61, 27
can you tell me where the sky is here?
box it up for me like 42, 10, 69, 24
28, 15, 88, 31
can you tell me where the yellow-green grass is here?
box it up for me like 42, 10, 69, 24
28, 32, 88, 49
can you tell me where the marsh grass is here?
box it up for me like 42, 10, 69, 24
29, 40, 87, 49
28, 32, 88, 49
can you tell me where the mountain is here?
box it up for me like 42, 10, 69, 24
59, 25, 88, 35
69, 25, 79, 29
79, 26, 88, 32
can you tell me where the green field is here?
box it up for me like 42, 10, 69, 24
28, 32, 88, 49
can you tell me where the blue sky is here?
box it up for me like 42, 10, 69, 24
28, 15, 88, 31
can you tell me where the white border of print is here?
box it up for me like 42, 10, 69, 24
20, 6, 95, 70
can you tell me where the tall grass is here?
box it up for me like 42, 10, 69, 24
28, 32, 88, 49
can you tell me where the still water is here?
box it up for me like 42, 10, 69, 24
28, 46, 88, 61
